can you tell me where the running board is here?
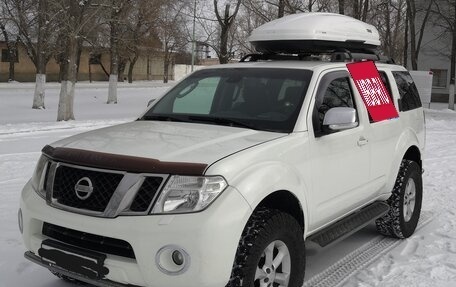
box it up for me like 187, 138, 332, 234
308, 202, 389, 248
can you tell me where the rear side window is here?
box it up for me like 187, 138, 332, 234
379, 71, 393, 101
392, 71, 422, 111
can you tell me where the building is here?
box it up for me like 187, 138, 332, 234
414, 1, 454, 102
0, 41, 174, 82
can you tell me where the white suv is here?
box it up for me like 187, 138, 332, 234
19, 13, 424, 287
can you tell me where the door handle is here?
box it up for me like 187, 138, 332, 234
357, 137, 369, 146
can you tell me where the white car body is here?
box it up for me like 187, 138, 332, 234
19, 13, 425, 287
20, 60, 425, 287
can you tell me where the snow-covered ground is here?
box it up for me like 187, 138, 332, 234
0, 82, 455, 287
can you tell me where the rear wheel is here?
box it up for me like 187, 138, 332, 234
226, 208, 305, 287
376, 160, 422, 238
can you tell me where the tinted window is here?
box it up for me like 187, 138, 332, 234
392, 71, 422, 111
143, 68, 313, 133
379, 71, 393, 102
314, 76, 357, 134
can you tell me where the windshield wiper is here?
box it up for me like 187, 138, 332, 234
188, 115, 257, 130
140, 115, 188, 122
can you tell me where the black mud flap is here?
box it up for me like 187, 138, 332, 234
38, 239, 109, 280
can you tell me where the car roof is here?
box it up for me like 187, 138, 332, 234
201, 60, 407, 73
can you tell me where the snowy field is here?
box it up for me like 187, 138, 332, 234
0, 82, 456, 287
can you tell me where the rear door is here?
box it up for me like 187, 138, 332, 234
367, 70, 424, 196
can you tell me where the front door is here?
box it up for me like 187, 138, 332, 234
307, 70, 371, 231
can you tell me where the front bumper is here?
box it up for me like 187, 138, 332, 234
25, 251, 139, 287
20, 181, 252, 287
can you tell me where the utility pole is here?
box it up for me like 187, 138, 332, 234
191, 0, 197, 72
449, 0, 456, 110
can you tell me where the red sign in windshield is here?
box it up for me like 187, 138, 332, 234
346, 61, 399, 122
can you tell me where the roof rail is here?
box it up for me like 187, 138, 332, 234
239, 50, 395, 64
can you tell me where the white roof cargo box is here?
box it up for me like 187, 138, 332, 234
249, 13, 381, 54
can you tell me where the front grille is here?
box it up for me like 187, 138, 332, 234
43, 222, 136, 259
52, 165, 124, 212
129, 177, 164, 212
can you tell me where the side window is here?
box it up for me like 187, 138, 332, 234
379, 71, 393, 102
392, 71, 422, 111
318, 77, 355, 123
173, 77, 220, 114
364, 71, 395, 123
313, 75, 357, 134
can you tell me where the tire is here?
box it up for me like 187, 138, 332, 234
50, 271, 88, 285
226, 208, 305, 287
376, 160, 422, 239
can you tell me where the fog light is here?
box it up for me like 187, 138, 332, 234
156, 245, 190, 275
172, 250, 184, 266
18, 209, 23, 234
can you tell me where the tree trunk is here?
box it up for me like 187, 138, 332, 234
76, 37, 83, 81
219, 25, 229, 64
57, 36, 69, 121
308, 0, 313, 12
9, 53, 15, 81
57, 33, 78, 121
353, 0, 360, 19
218, 4, 231, 64
406, 0, 418, 70
362, 0, 369, 22
32, 59, 46, 109
118, 59, 127, 82
108, 2, 119, 104
403, 8, 409, 68
32, 0, 47, 109
449, 0, 456, 110
147, 54, 151, 80
339, 0, 345, 15
163, 52, 169, 83
128, 55, 138, 83
278, 0, 285, 18
214, 0, 241, 64
385, 2, 392, 57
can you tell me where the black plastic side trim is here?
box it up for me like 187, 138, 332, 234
308, 201, 390, 247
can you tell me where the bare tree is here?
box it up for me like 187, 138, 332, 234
123, 0, 162, 83
51, 0, 101, 121
107, 0, 131, 104
431, 0, 456, 109
0, 20, 17, 81
2, 0, 58, 109
343, 0, 369, 20
406, 0, 434, 70
213, 0, 241, 64
157, 1, 186, 83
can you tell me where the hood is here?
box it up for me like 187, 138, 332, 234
50, 121, 286, 166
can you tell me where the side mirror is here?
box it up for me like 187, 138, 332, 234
147, 99, 156, 107
323, 107, 358, 131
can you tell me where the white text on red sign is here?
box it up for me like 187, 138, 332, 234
356, 77, 390, 107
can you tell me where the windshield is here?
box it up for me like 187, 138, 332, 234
141, 68, 313, 133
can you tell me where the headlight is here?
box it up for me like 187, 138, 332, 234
151, 176, 228, 214
30, 155, 48, 199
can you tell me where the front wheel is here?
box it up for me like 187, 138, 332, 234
226, 208, 305, 287
376, 160, 423, 238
